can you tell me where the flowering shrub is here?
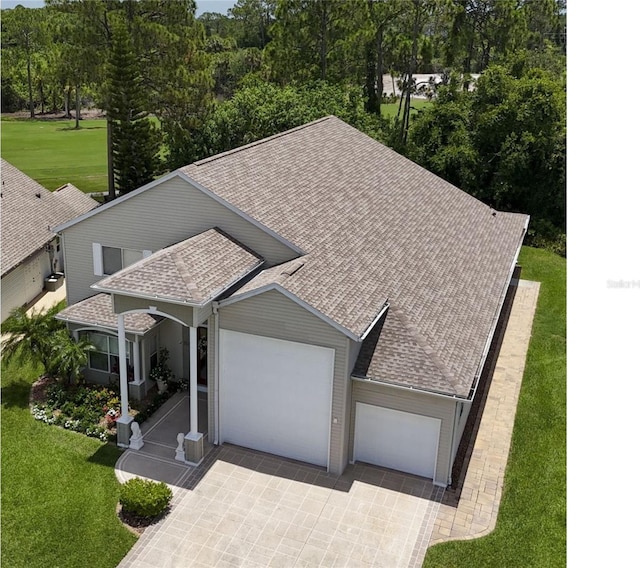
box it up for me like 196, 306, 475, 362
31, 380, 175, 444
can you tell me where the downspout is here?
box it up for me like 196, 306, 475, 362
212, 302, 220, 445
448, 401, 460, 486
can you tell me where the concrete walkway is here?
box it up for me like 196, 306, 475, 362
27, 282, 67, 315
428, 280, 540, 545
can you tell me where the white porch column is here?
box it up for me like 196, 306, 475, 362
116, 313, 135, 448
189, 325, 198, 435
118, 314, 129, 417
184, 325, 204, 465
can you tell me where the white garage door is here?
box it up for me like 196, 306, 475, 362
24, 255, 44, 305
1, 268, 26, 322
219, 330, 334, 467
354, 403, 440, 479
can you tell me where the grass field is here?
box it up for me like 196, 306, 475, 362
0, 357, 137, 568
381, 99, 433, 119
1, 118, 108, 193
424, 246, 566, 567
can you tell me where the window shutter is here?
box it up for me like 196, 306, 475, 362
92, 243, 103, 276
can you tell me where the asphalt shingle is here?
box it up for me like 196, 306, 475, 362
180, 117, 528, 396
1, 160, 98, 276
94, 228, 264, 304
56, 293, 159, 334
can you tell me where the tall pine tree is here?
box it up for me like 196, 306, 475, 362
106, 18, 160, 195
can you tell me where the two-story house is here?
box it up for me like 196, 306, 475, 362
54, 117, 528, 486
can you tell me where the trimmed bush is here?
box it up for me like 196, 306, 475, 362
119, 478, 172, 518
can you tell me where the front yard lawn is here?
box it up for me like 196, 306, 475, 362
424, 246, 566, 567
1, 358, 137, 568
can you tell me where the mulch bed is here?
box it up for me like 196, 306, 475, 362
116, 503, 171, 536
29, 375, 56, 405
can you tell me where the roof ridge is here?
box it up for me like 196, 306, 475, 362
171, 250, 202, 300
392, 306, 467, 396
191, 116, 336, 167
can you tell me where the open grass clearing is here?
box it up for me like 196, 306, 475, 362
1, 118, 108, 193
1, 357, 137, 568
381, 98, 433, 119
423, 246, 566, 567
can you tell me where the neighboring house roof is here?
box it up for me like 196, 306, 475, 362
0, 160, 98, 276
93, 228, 264, 305
56, 293, 160, 334
180, 117, 528, 397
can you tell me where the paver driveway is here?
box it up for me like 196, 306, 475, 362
118, 445, 444, 568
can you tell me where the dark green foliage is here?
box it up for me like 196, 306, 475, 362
207, 79, 386, 157
409, 62, 566, 252
1, 302, 66, 375
106, 18, 161, 194
119, 478, 172, 518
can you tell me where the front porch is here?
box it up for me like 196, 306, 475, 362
116, 390, 211, 488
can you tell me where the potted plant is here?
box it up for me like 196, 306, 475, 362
149, 347, 173, 393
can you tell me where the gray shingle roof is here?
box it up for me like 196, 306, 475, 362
56, 293, 159, 334
93, 228, 263, 304
1, 160, 98, 276
180, 117, 528, 397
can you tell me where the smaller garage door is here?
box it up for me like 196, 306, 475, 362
354, 403, 440, 479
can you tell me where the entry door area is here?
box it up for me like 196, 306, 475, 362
219, 330, 335, 468
353, 403, 440, 479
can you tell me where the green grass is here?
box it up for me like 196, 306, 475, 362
1, 118, 108, 193
424, 246, 566, 567
381, 99, 433, 119
1, 357, 137, 568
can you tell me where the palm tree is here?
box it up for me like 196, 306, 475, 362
1, 301, 66, 375
50, 330, 95, 385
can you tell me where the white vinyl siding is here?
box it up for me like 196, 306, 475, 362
65, 177, 298, 304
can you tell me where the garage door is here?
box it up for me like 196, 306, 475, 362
219, 330, 334, 467
24, 255, 44, 305
354, 402, 440, 479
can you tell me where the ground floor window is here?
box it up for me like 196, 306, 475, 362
80, 331, 132, 377
149, 334, 158, 370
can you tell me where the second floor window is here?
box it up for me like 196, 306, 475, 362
102, 247, 143, 275
93, 243, 150, 276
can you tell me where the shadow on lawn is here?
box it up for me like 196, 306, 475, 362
0, 380, 31, 410
88, 442, 126, 468
56, 125, 106, 131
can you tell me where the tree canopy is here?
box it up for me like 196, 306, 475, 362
1, 0, 566, 253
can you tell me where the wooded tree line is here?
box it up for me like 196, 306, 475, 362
1, 0, 566, 252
